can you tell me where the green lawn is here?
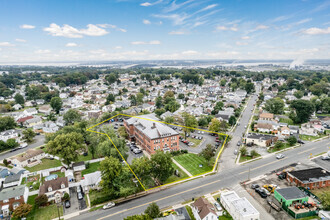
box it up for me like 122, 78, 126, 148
174, 153, 213, 176
239, 154, 261, 163
82, 162, 100, 176
279, 117, 295, 125
76, 152, 93, 162
25, 158, 62, 172
299, 134, 327, 141
33, 204, 63, 220
164, 162, 189, 184
267, 143, 293, 153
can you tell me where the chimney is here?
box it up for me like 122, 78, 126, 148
151, 123, 156, 129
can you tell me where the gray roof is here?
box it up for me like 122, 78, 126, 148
276, 187, 307, 200
4, 173, 21, 184
0, 185, 26, 201
126, 113, 179, 140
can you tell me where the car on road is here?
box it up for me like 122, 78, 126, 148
9, 148, 18, 152
244, 125, 247, 128
234, 150, 238, 155
77, 192, 83, 200
276, 154, 285, 159
65, 200, 71, 208
213, 202, 222, 211
237, 141, 241, 146
103, 202, 115, 210
322, 156, 330, 160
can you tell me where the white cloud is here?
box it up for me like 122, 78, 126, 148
15, 39, 26, 42
143, 19, 151, 25
241, 36, 250, 40
168, 30, 186, 35
181, 50, 198, 55
215, 25, 238, 31
153, 14, 189, 26
114, 46, 122, 49
255, 24, 269, 30
141, 2, 152, 6
43, 23, 109, 38
236, 41, 248, 46
131, 40, 161, 45
0, 42, 15, 47
65, 43, 78, 47
20, 24, 35, 29
35, 49, 51, 54
302, 27, 330, 35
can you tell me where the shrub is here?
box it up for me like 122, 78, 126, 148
35, 194, 48, 207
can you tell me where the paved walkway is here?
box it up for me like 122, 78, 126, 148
172, 158, 193, 177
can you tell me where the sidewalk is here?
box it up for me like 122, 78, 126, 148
172, 158, 193, 177
233, 184, 275, 220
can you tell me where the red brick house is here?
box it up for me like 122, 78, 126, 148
0, 185, 28, 216
124, 114, 180, 154
287, 167, 330, 190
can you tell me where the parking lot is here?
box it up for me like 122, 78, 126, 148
312, 156, 330, 171
242, 163, 319, 220
63, 186, 87, 215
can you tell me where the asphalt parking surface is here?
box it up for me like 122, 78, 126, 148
312, 156, 330, 171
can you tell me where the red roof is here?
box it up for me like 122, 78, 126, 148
17, 116, 33, 123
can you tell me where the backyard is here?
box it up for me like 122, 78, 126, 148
82, 162, 100, 176
25, 158, 62, 172
173, 153, 213, 176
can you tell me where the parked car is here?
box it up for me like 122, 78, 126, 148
133, 148, 142, 154
214, 202, 223, 211
65, 200, 71, 208
103, 202, 115, 210
234, 150, 238, 155
251, 184, 259, 189
77, 192, 83, 200
237, 141, 241, 146
297, 140, 305, 144
76, 185, 82, 193
255, 188, 267, 198
322, 156, 330, 160
276, 154, 285, 159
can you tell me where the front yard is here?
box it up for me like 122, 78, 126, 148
26, 195, 63, 220
239, 153, 261, 163
267, 143, 293, 153
164, 162, 189, 184
25, 158, 62, 172
174, 153, 213, 176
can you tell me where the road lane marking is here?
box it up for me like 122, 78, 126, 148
239, 158, 286, 175
97, 178, 223, 220
297, 147, 316, 154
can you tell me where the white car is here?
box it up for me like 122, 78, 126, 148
103, 202, 115, 210
276, 154, 285, 159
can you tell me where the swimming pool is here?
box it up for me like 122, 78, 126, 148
45, 174, 58, 181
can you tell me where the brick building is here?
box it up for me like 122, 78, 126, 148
124, 114, 180, 154
0, 185, 29, 216
287, 167, 330, 189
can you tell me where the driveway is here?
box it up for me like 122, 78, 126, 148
64, 187, 80, 215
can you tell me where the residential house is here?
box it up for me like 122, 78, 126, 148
56, 116, 66, 127
25, 116, 42, 128
38, 105, 52, 115
124, 114, 180, 154
72, 161, 86, 172
12, 104, 22, 111
0, 129, 19, 142
41, 121, 59, 133
299, 123, 318, 136
191, 197, 218, 220
35, 99, 45, 105
11, 149, 45, 168
245, 133, 278, 147
160, 111, 174, 120
0, 185, 28, 216
81, 171, 101, 192
286, 167, 330, 189
0, 168, 11, 186
259, 112, 274, 121
3, 174, 22, 188
39, 177, 69, 202
23, 108, 38, 116
220, 191, 260, 220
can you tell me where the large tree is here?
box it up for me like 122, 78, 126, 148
47, 132, 85, 166
144, 203, 161, 218
12, 203, 32, 219
290, 99, 315, 124
209, 118, 221, 133
63, 109, 81, 125
264, 97, 285, 114
212, 101, 224, 115
131, 156, 153, 187
105, 93, 115, 105
150, 151, 174, 184
14, 93, 24, 105
181, 112, 198, 138
0, 116, 16, 132
99, 156, 122, 193
22, 128, 36, 143
199, 144, 215, 161
50, 97, 62, 114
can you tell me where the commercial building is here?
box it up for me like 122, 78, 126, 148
124, 114, 180, 154
244, 133, 278, 147
287, 167, 330, 189
220, 191, 260, 220
274, 187, 308, 207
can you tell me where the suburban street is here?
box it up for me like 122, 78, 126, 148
0, 134, 45, 161
73, 137, 329, 220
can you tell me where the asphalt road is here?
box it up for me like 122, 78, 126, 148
0, 134, 45, 161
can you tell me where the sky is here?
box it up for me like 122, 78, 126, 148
0, 0, 330, 63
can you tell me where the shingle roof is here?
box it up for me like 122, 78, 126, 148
39, 177, 68, 195
276, 187, 307, 200
0, 185, 26, 201
14, 149, 44, 162
126, 114, 178, 140
191, 197, 216, 219
4, 173, 21, 184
